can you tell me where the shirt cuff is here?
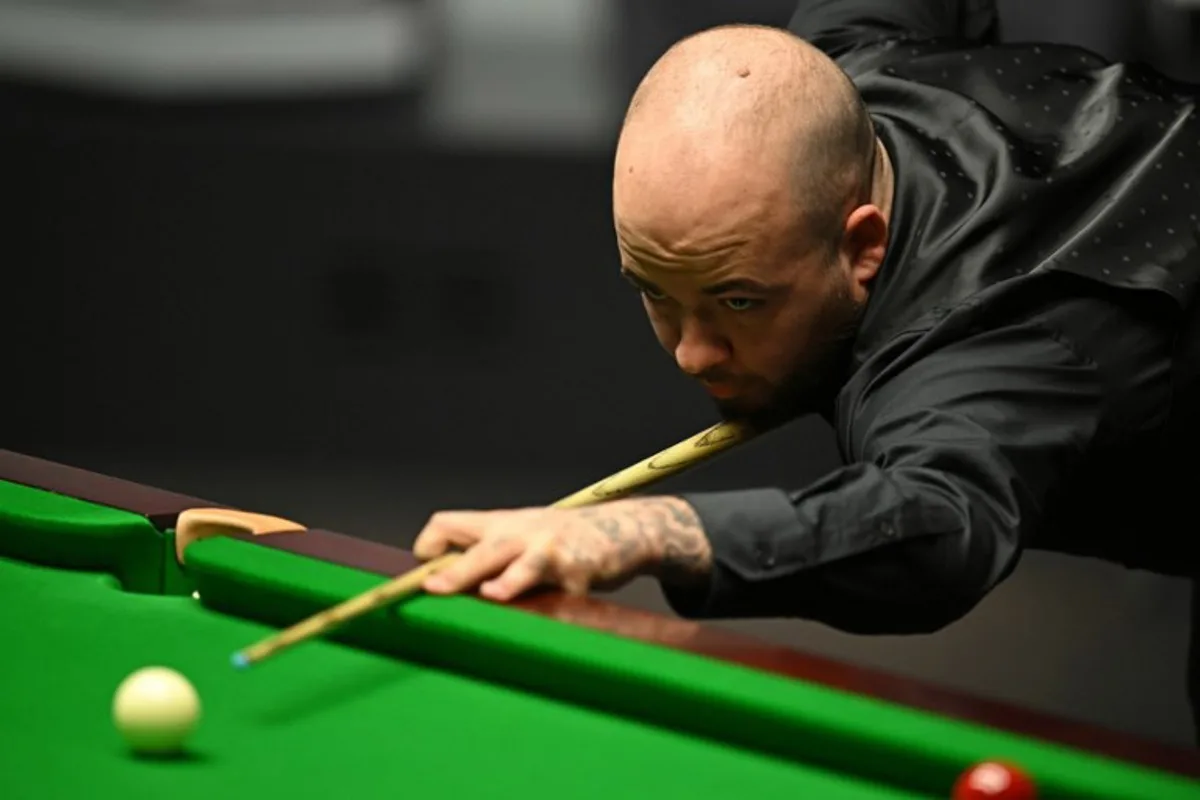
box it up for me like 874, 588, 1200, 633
661, 488, 805, 619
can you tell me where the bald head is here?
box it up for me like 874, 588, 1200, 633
614, 24, 876, 261
612, 26, 890, 425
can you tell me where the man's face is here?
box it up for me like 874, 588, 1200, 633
616, 220, 865, 429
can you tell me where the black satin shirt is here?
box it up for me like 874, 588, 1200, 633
665, 0, 1200, 629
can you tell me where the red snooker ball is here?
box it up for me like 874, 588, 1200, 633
952, 761, 1037, 799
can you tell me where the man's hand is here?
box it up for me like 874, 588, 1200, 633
413, 496, 712, 602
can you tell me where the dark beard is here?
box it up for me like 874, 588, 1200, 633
714, 287, 864, 432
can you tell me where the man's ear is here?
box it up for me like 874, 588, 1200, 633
841, 204, 887, 302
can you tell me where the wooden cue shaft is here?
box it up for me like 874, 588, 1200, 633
232, 420, 755, 668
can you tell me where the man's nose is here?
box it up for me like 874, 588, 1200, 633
674, 318, 730, 376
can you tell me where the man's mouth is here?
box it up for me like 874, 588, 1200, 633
701, 381, 740, 399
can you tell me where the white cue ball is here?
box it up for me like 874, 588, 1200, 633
112, 666, 201, 754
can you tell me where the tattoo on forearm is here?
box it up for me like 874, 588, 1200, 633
579, 498, 710, 586
647, 499, 710, 585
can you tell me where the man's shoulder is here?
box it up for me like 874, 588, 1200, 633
832, 36, 1110, 85
844, 272, 1186, 396
786, 0, 999, 62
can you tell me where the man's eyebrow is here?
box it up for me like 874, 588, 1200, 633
620, 268, 659, 291
621, 268, 780, 295
699, 278, 776, 295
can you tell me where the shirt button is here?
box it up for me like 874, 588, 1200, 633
756, 545, 776, 568
880, 522, 897, 538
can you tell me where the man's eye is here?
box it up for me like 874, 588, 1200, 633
722, 297, 762, 312
642, 287, 668, 301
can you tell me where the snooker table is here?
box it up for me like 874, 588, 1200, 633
0, 451, 1197, 800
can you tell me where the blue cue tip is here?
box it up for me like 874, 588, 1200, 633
231, 652, 250, 670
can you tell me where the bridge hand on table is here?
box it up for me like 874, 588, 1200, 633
412, 497, 713, 602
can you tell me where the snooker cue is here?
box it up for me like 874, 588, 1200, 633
231, 419, 754, 668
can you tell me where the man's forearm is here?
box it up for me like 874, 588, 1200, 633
576, 498, 713, 587
664, 465, 1026, 633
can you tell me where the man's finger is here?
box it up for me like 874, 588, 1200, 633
560, 571, 592, 598
480, 549, 552, 602
412, 510, 488, 560
424, 534, 524, 594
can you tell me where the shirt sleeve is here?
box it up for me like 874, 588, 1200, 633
662, 317, 1108, 633
787, 0, 999, 55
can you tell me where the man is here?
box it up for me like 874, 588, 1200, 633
414, 2, 1200, 731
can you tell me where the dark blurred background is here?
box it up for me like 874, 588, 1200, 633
1, 0, 1197, 746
